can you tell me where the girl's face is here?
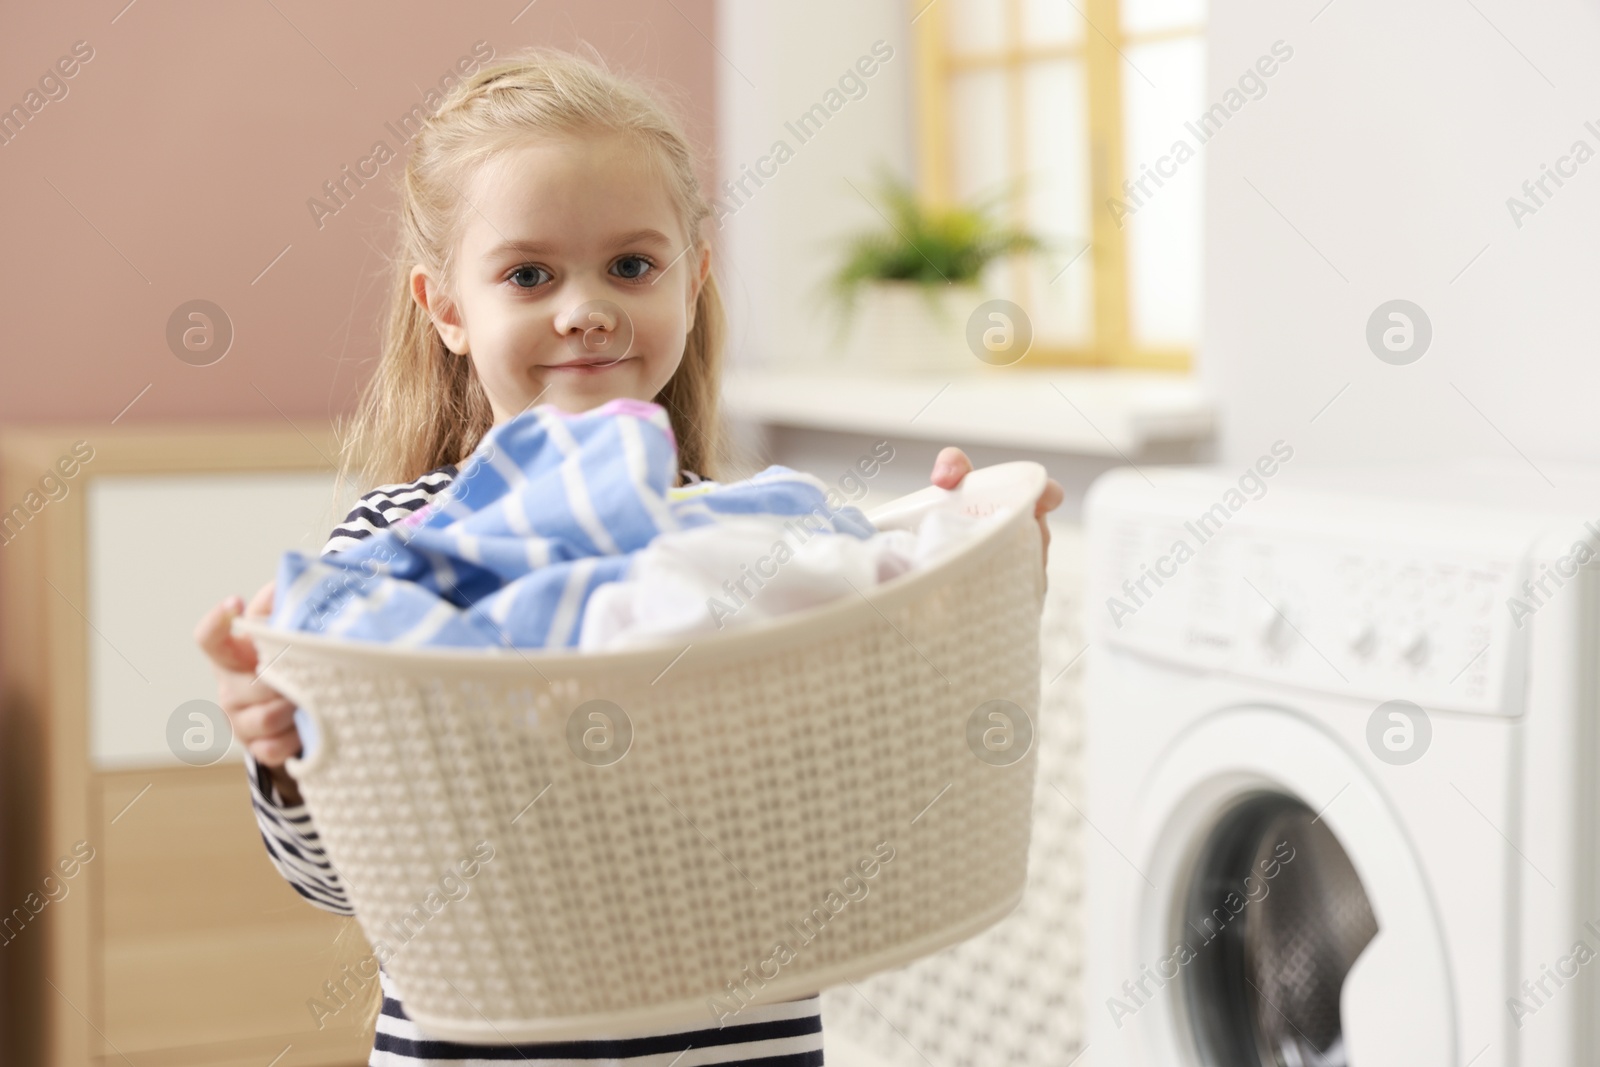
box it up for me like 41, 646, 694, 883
411, 132, 711, 424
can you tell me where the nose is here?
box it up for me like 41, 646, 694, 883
554, 296, 614, 336
556, 298, 635, 361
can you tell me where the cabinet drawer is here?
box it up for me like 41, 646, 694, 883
97, 766, 373, 1064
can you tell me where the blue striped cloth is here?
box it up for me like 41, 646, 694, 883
270, 398, 875, 648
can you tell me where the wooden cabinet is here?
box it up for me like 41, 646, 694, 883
0, 426, 374, 1066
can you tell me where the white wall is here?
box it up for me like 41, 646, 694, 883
715, 0, 1600, 474
1205, 0, 1600, 468
715, 0, 915, 371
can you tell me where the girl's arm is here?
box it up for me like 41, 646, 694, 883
240, 751, 355, 916
195, 583, 355, 916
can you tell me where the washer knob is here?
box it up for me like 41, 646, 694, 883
1348, 622, 1378, 660
1257, 601, 1293, 653
1399, 629, 1430, 666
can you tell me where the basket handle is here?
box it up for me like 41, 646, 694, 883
866, 460, 1048, 533
232, 616, 331, 781
284, 704, 329, 780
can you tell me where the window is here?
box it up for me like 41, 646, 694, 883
912, 0, 1205, 369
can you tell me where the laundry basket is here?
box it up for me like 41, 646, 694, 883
237, 460, 1048, 1043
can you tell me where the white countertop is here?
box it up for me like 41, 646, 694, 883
723, 366, 1216, 457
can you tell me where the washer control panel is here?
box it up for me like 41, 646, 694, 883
1089, 511, 1531, 716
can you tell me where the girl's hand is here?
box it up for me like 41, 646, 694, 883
193, 580, 304, 805
931, 446, 1064, 570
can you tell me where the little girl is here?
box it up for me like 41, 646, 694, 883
195, 46, 1063, 1065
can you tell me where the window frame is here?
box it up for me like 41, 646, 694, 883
911, 0, 1202, 371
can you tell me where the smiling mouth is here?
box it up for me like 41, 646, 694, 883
544, 356, 633, 372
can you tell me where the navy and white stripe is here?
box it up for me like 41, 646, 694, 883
244, 751, 356, 916
244, 460, 826, 1064
322, 466, 460, 556
370, 971, 825, 1066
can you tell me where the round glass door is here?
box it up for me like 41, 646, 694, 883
1181, 792, 1379, 1067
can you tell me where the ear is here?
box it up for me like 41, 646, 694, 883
410, 265, 469, 355
684, 241, 711, 332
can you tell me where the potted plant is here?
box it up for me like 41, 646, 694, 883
826, 170, 1046, 373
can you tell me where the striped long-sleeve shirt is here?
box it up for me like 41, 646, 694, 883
244, 464, 826, 1065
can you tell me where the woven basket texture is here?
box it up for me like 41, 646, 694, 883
250, 469, 1046, 1042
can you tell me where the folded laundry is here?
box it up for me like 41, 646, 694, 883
270, 398, 876, 649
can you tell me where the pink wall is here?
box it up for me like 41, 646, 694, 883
0, 0, 719, 428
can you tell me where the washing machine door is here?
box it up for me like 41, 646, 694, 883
1132, 706, 1455, 1066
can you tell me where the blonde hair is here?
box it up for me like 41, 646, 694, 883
339, 45, 726, 497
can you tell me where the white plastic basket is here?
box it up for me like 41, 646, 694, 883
238, 461, 1048, 1044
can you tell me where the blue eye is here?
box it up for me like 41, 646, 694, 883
509, 265, 548, 289
611, 255, 653, 281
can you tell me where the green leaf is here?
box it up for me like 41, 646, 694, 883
829, 167, 1053, 315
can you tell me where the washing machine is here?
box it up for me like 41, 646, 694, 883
1084, 460, 1600, 1066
